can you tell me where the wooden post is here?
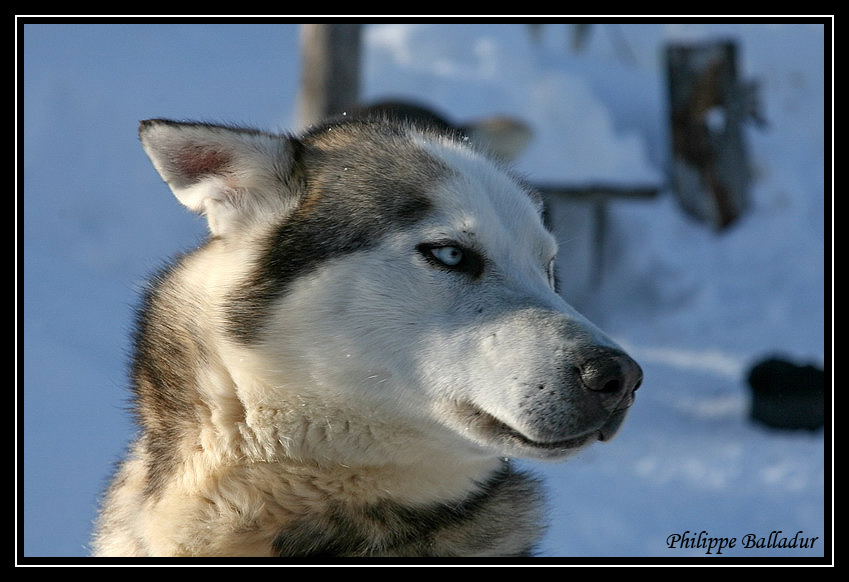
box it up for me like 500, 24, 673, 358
296, 24, 361, 130
667, 40, 752, 230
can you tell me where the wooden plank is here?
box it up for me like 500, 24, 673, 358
534, 183, 659, 202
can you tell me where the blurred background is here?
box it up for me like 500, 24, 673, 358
20, 21, 829, 560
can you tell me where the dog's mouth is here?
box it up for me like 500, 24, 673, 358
449, 400, 627, 456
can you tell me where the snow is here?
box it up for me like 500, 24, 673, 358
19, 21, 829, 561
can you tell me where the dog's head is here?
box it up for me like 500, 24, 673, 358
139, 118, 641, 463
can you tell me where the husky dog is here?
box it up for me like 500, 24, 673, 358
91, 116, 642, 557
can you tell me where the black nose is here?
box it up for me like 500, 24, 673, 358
578, 347, 642, 408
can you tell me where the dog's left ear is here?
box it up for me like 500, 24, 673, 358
139, 119, 299, 237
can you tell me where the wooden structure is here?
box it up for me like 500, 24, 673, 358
666, 40, 756, 230
536, 184, 657, 310
296, 24, 361, 129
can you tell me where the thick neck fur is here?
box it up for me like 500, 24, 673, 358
122, 347, 537, 557
105, 252, 538, 556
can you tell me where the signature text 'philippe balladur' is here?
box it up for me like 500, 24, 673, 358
666, 530, 819, 555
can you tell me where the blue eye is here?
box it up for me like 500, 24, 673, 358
430, 246, 463, 267
417, 243, 484, 278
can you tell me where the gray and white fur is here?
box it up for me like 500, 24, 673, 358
91, 117, 642, 557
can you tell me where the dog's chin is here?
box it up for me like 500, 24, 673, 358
446, 401, 627, 461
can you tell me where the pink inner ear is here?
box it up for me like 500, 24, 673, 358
176, 147, 231, 181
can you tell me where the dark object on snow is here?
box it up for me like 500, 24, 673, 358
347, 100, 533, 162
747, 357, 825, 431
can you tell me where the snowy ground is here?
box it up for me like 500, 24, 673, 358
20, 21, 829, 561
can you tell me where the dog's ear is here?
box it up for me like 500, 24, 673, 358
139, 119, 299, 236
